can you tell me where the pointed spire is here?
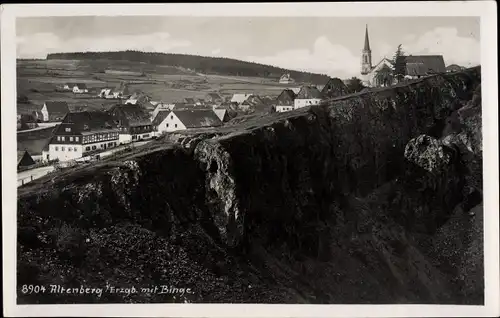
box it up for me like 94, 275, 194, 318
364, 24, 371, 52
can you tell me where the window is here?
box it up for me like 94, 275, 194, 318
65, 127, 71, 132
166, 123, 169, 127
174, 124, 177, 128
61, 136, 65, 142
75, 137, 79, 142
57, 136, 61, 141
171, 115, 173, 119
61, 146, 65, 151
86, 146, 90, 151
92, 146, 96, 150
70, 136, 74, 142
55, 146, 59, 151
74, 147, 77, 151
68, 148, 72, 152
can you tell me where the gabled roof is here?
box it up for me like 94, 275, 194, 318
276, 89, 296, 106
54, 111, 118, 135
213, 109, 227, 121
398, 55, 446, 76
173, 109, 223, 129
18, 150, 35, 166
290, 87, 301, 95
230, 93, 252, 104
44, 101, 69, 114
109, 104, 151, 126
321, 78, 349, 99
152, 110, 171, 126
296, 86, 323, 99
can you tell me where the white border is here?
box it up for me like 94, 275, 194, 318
2, 2, 498, 317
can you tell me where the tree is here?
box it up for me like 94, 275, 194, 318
346, 77, 366, 93
392, 44, 406, 83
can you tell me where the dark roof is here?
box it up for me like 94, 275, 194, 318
109, 104, 151, 126
152, 110, 171, 126
364, 25, 371, 51
18, 150, 36, 167
44, 101, 69, 114
184, 98, 196, 104
173, 109, 223, 128
74, 83, 88, 89
54, 111, 118, 135
276, 89, 296, 106
296, 86, 323, 99
399, 55, 446, 76
321, 78, 349, 98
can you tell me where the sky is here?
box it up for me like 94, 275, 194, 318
16, 16, 480, 78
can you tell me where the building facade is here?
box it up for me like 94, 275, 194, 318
41, 101, 70, 122
109, 104, 153, 144
45, 111, 120, 162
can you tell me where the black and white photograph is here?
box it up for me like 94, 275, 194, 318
2, 2, 498, 317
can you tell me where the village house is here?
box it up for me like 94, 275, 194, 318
294, 86, 323, 109
279, 73, 294, 84
205, 92, 224, 105
125, 92, 151, 105
230, 93, 252, 105
321, 77, 350, 99
153, 109, 223, 134
98, 88, 113, 98
213, 108, 230, 122
398, 55, 447, 80
72, 83, 89, 94
111, 81, 130, 99
17, 150, 36, 169
41, 101, 70, 122
44, 111, 120, 162
274, 89, 296, 112
109, 104, 153, 144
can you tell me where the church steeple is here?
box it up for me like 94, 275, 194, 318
361, 24, 373, 75
363, 24, 371, 52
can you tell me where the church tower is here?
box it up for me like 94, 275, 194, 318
361, 24, 372, 75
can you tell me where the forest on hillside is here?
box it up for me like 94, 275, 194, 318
47, 50, 330, 84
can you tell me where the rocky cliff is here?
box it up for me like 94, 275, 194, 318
17, 67, 483, 304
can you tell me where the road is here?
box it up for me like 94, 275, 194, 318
17, 140, 153, 187
17, 122, 60, 133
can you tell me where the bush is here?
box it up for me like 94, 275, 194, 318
56, 224, 87, 263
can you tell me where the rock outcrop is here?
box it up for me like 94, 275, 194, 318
17, 67, 483, 304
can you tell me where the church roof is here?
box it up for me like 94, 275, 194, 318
363, 24, 371, 51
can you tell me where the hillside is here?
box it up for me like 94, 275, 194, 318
46, 51, 330, 84
17, 67, 482, 304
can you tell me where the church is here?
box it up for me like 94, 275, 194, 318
359, 25, 446, 87
359, 25, 395, 87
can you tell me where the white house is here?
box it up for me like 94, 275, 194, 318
41, 101, 70, 122
294, 86, 323, 109
230, 93, 252, 104
279, 73, 294, 84
72, 83, 89, 94
274, 89, 296, 113
153, 109, 223, 134
99, 88, 113, 98
45, 111, 120, 162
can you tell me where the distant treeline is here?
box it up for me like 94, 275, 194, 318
47, 50, 330, 84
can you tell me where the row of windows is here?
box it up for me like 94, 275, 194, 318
54, 146, 78, 152
82, 132, 119, 144
165, 123, 178, 128
57, 136, 79, 142
84, 142, 117, 151
132, 134, 150, 140
278, 107, 293, 111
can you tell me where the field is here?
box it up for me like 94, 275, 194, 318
17, 59, 303, 108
